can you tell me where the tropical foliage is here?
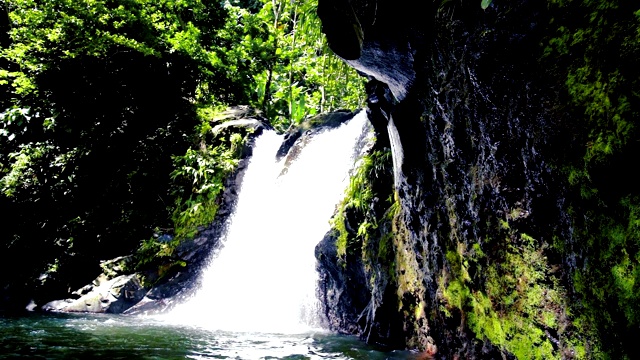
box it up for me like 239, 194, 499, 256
0, 0, 364, 301
543, 1, 640, 357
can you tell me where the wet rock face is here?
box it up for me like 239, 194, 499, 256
317, 0, 572, 357
315, 229, 369, 334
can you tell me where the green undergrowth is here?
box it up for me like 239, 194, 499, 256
169, 134, 244, 240
331, 145, 434, 348
543, 1, 640, 357
439, 223, 588, 359
134, 106, 254, 278
570, 196, 640, 359
332, 148, 393, 265
134, 235, 187, 286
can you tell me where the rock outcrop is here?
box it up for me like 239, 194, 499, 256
43, 257, 145, 313
42, 274, 145, 314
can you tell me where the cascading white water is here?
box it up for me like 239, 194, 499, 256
163, 111, 369, 334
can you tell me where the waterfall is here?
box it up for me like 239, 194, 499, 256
163, 111, 370, 333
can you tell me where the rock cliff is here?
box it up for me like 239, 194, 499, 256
316, 0, 640, 358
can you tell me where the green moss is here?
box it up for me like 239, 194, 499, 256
394, 236, 422, 295
442, 278, 469, 312
391, 214, 430, 349
377, 232, 394, 263
440, 230, 585, 359
331, 149, 392, 263
334, 212, 349, 261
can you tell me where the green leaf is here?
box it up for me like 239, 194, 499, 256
481, 0, 492, 10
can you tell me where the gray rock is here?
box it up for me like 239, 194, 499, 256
99, 255, 134, 280
212, 119, 269, 136
42, 274, 145, 314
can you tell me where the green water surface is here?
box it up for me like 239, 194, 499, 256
0, 313, 418, 359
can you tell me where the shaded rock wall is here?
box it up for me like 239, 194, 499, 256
315, 0, 592, 358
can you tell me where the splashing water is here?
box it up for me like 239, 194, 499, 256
163, 111, 370, 334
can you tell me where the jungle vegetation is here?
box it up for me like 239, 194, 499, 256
0, 0, 364, 301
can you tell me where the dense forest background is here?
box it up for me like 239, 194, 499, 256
0, 0, 364, 306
